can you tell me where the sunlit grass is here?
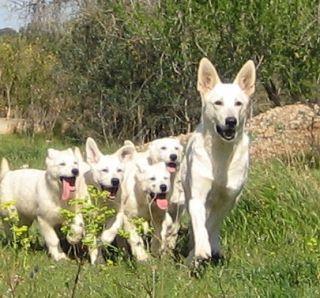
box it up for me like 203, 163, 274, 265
0, 135, 319, 297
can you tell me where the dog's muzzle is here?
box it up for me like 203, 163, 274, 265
100, 184, 119, 200
216, 125, 236, 141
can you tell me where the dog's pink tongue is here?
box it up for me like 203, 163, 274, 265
167, 166, 176, 174
62, 179, 72, 201
156, 199, 168, 210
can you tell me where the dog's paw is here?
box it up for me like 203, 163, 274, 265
135, 250, 149, 262
52, 252, 69, 262
88, 247, 105, 265
67, 225, 84, 245
194, 242, 212, 261
67, 232, 83, 245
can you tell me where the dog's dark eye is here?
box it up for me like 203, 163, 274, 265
175, 147, 179, 150
59, 162, 66, 166
117, 168, 123, 173
161, 146, 167, 150
164, 177, 169, 180
103, 169, 109, 173
235, 101, 243, 106
74, 161, 78, 165
150, 177, 156, 181
214, 100, 223, 106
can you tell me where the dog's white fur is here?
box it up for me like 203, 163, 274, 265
123, 160, 171, 260
0, 148, 88, 261
181, 58, 256, 263
79, 138, 135, 263
131, 137, 185, 252
100, 151, 171, 261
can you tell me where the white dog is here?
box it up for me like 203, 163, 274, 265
82, 137, 135, 259
0, 148, 88, 261
129, 137, 185, 252
101, 158, 171, 261
181, 58, 256, 264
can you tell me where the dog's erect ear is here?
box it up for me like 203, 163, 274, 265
135, 159, 149, 174
147, 142, 157, 161
47, 148, 58, 160
0, 158, 10, 180
124, 140, 135, 148
197, 58, 221, 94
74, 147, 84, 162
234, 60, 256, 96
86, 137, 102, 164
67, 148, 74, 155
116, 145, 135, 162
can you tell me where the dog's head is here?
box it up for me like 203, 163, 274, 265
135, 161, 171, 210
86, 137, 135, 199
148, 137, 183, 174
197, 58, 256, 142
45, 148, 80, 201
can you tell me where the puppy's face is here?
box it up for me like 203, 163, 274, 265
148, 138, 183, 174
86, 138, 134, 199
136, 162, 171, 210
46, 148, 80, 201
197, 58, 256, 142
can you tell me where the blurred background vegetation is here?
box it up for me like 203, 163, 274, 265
0, 0, 319, 143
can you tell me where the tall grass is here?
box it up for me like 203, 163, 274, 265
0, 136, 319, 297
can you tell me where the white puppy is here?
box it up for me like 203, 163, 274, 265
101, 158, 171, 261
181, 58, 256, 264
83, 138, 135, 251
130, 137, 185, 252
0, 148, 87, 261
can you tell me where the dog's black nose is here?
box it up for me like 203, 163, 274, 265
169, 154, 177, 161
160, 184, 167, 193
225, 117, 237, 128
111, 178, 120, 187
72, 168, 79, 176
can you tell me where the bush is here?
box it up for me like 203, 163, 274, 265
60, 0, 320, 142
1, 1, 319, 141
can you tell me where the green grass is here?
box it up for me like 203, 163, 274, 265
0, 135, 320, 297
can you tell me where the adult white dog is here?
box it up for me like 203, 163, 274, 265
0, 148, 87, 261
181, 58, 256, 264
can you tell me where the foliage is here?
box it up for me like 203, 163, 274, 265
0, 35, 70, 134
0, 201, 35, 256
59, 0, 320, 142
60, 186, 116, 250
1, 1, 320, 142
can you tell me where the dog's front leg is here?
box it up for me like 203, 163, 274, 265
123, 216, 149, 262
101, 211, 124, 244
67, 213, 84, 245
150, 212, 169, 256
37, 216, 68, 261
187, 177, 212, 264
207, 196, 237, 259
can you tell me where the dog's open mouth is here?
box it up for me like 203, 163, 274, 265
60, 176, 76, 201
216, 125, 236, 141
149, 192, 168, 210
100, 184, 119, 200
166, 162, 177, 173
